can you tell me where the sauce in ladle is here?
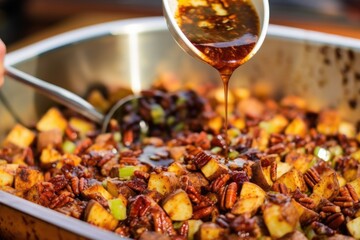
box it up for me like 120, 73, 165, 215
176, 0, 260, 159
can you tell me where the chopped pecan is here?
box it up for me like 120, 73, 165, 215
210, 174, 230, 193
224, 182, 238, 209
325, 212, 345, 230
49, 191, 73, 209
304, 167, 321, 189
193, 151, 212, 169
192, 206, 214, 220
311, 221, 335, 236
151, 207, 177, 236
49, 175, 68, 193
272, 182, 289, 196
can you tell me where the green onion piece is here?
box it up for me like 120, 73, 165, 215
62, 140, 76, 154
151, 104, 165, 124
119, 166, 136, 179
211, 147, 222, 154
314, 146, 331, 161
108, 198, 127, 220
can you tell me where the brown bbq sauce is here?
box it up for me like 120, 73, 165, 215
176, 0, 260, 159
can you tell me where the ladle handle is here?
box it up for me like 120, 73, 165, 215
5, 65, 104, 124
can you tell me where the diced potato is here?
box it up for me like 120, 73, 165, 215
251, 161, 273, 191
285, 150, 313, 173
346, 217, 360, 239
188, 220, 203, 240
69, 117, 95, 138
349, 177, 360, 198
232, 182, 266, 215
275, 168, 307, 193
0, 170, 14, 187
82, 184, 113, 201
291, 199, 319, 226
36, 107, 67, 132
168, 162, 187, 176
86, 90, 110, 113
196, 223, 226, 240
148, 172, 179, 196
84, 200, 118, 231
317, 110, 340, 135
200, 158, 228, 181
169, 146, 186, 162
162, 189, 192, 221
263, 201, 299, 238
37, 129, 63, 151
14, 168, 44, 191
338, 121, 356, 138
259, 114, 289, 134
3, 124, 35, 148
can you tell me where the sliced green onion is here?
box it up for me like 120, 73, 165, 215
62, 140, 76, 154
314, 146, 331, 162
108, 198, 127, 220
119, 166, 136, 179
228, 150, 240, 160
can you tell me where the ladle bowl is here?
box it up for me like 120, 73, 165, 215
162, 0, 270, 66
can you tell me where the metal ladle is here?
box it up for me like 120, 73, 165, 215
5, 65, 141, 133
162, 0, 270, 67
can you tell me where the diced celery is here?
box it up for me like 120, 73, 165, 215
228, 150, 240, 160
151, 104, 165, 124
173, 221, 184, 230
108, 198, 127, 220
211, 147, 222, 154
314, 146, 331, 161
113, 132, 121, 143
119, 166, 136, 180
62, 140, 76, 154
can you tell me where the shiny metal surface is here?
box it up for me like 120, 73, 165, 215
162, 0, 270, 65
1, 16, 360, 238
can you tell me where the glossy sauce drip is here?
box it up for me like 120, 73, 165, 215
176, 0, 260, 160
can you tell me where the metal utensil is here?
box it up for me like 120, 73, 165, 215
5, 65, 141, 133
162, 0, 270, 66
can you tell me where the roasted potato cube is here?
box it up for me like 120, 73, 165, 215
82, 184, 113, 201
200, 158, 228, 181
69, 117, 95, 138
37, 129, 63, 151
0, 164, 19, 187
40, 146, 62, 167
14, 168, 44, 191
162, 189, 192, 221
285, 117, 308, 137
251, 161, 273, 191
36, 107, 67, 132
196, 223, 226, 240
3, 124, 35, 148
317, 110, 340, 136
311, 171, 339, 205
285, 150, 312, 173
263, 201, 299, 238
346, 216, 360, 239
349, 177, 360, 198
148, 171, 179, 196
167, 162, 187, 176
84, 200, 118, 231
232, 182, 266, 215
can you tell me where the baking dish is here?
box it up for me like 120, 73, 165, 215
1, 16, 360, 239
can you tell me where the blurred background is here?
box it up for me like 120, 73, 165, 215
0, 0, 359, 50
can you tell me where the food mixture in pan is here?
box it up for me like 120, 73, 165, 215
1, 81, 360, 240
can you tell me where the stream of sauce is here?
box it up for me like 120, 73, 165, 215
176, 0, 260, 159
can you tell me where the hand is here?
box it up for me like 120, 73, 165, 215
0, 39, 6, 87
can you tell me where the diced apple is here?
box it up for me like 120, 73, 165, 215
148, 172, 179, 196
14, 168, 44, 191
200, 158, 228, 181
196, 223, 226, 240
346, 216, 360, 239
232, 182, 266, 215
263, 201, 299, 238
3, 124, 35, 148
82, 184, 113, 201
84, 200, 118, 231
162, 189, 192, 221
36, 107, 67, 132
311, 172, 339, 202
251, 161, 273, 191
275, 168, 307, 193
69, 117, 95, 138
